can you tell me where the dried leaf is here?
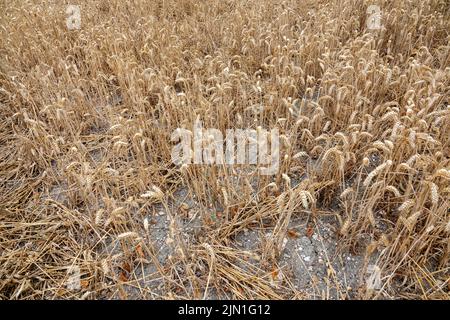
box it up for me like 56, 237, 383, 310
119, 272, 128, 282
80, 279, 89, 288
306, 226, 314, 238
271, 269, 279, 279
135, 244, 145, 258
287, 228, 300, 238
122, 261, 131, 273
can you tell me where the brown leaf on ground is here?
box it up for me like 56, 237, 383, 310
306, 226, 315, 238
287, 228, 300, 238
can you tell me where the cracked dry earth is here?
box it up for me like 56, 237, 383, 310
81, 187, 377, 300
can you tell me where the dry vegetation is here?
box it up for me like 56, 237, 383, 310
0, 0, 449, 299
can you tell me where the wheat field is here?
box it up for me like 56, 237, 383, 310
0, 0, 449, 300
